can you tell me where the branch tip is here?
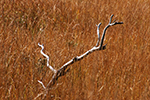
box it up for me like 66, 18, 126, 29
109, 14, 114, 23
96, 22, 102, 47
38, 80, 46, 89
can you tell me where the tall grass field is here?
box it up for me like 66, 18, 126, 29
0, 0, 150, 99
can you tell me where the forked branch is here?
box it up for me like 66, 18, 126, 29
35, 14, 123, 99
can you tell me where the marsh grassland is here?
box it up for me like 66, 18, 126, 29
0, 0, 150, 99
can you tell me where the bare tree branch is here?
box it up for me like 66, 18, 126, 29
99, 14, 123, 49
35, 14, 123, 99
38, 43, 57, 73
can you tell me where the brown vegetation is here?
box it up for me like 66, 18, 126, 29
0, 0, 150, 100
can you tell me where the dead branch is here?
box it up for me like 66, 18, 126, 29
34, 14, 123, 99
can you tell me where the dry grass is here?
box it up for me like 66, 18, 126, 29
0, 0, 150, 100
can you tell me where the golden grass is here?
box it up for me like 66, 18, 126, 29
0, 0, 150, 99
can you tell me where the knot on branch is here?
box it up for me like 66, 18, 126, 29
73, 57, 78, 62
100, 44, 107, 50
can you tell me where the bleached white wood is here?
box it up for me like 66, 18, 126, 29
35, 14, 123, 100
